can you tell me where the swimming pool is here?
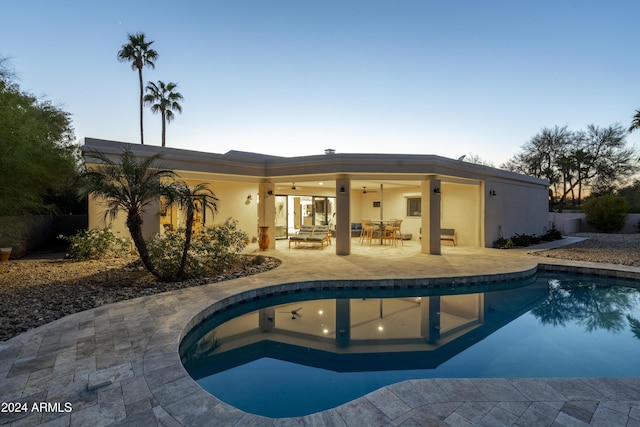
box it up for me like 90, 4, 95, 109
180, 273, 640, 418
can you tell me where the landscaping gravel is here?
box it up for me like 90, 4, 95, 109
533, 232, 640, 266
0, 255, 280, 341
1, 233, 639, 342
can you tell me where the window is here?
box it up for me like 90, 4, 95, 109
407, 198, 421, 216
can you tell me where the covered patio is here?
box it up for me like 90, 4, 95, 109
83, 138, 550, 257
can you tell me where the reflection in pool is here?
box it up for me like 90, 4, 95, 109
180, 274, 640, 418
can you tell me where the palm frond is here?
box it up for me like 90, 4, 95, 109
629, 110, 640, 133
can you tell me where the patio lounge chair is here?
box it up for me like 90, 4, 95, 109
288, 225, 331, 249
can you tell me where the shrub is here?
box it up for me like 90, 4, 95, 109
494, 228, 562, 249
511, 233, 541, 247
493, 237, 514, 249
541, 228, 562, 241
60, 227, 132, 260
583, 194, 628, 233
147, 218, 249, 280
146, 230, 197, 280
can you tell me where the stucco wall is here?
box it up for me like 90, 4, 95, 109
484, 180, 549, 244
88, 195, 131, 238
441, 183, 482, 247
89, 182, 260, 243
550, 212, 640, 234
194, 181, 259, 241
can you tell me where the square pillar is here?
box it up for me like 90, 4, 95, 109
335, 175, 351, 255
421, 178, 441, 255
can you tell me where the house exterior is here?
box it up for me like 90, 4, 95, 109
82, 138, 550, 255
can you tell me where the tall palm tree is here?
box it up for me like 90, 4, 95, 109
630, 110, 640, 133
144, 81, 183, 147
79, 147, 176, 279
117, 33, 158, 145
165, 181, 218, 280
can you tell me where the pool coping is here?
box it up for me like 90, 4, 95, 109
2, 247, 640, 426
167, 263, 640, 425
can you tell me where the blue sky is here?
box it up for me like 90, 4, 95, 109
2, 0, 639, 165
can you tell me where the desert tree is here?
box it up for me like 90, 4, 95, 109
503, 124, 638, 210
0, 57, 80, 248
117, 33, 158, 145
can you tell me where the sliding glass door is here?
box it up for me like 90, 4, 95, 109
274, 195, 288, 240
276, 195, 336, 240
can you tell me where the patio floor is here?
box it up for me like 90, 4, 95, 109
1, 238, 640, 426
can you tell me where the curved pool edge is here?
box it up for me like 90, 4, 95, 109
155, 262, 640, 425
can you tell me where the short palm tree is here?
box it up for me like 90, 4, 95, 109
630, 110, 640, 133
165, 181, 218, 280
144, 81, 183, 147
79, 147, 176, 279
117, 33, 158, 145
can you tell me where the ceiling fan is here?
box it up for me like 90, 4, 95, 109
278, 307, 303, 319
362, 186, 378, 193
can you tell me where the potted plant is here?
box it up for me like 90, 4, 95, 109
0, 247, 10, 262
0, 217, 27, 260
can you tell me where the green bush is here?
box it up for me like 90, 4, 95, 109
147, 218, 249, 280
583, 194, 628, 233
60, 227, 132, 260
493, 228, 562, 249
493, 237, 514, 249
511, 233, 541, 247
541, 228, 562, 241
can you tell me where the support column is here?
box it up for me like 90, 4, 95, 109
336, 175, 351, 256
336, 299, 350, 347
421, 178, 441, 255
258, 182, 276, 249
420, 297, 441, 343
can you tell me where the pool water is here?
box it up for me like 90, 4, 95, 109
181, 274, 640, 418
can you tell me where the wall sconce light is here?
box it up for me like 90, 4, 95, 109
245, 195, 252, 205
433, 187, 441, 194
267, 190, 274, 195
339, 186, 345, 193
489, 189, 497, 196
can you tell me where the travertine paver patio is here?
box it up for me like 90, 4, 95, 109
1, 238, 640, 426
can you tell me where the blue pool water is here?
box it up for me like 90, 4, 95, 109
181, 274, 640, 418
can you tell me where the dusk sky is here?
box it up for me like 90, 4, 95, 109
2, 0, 639, 166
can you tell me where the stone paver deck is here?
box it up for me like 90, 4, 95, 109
1, 238, 640, 426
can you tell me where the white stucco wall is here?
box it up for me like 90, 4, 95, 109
484, 180, 549, 244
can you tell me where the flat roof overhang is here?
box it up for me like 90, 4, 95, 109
82, 138, 549, 189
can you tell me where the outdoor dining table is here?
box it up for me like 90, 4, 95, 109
365, 219, 396, 245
